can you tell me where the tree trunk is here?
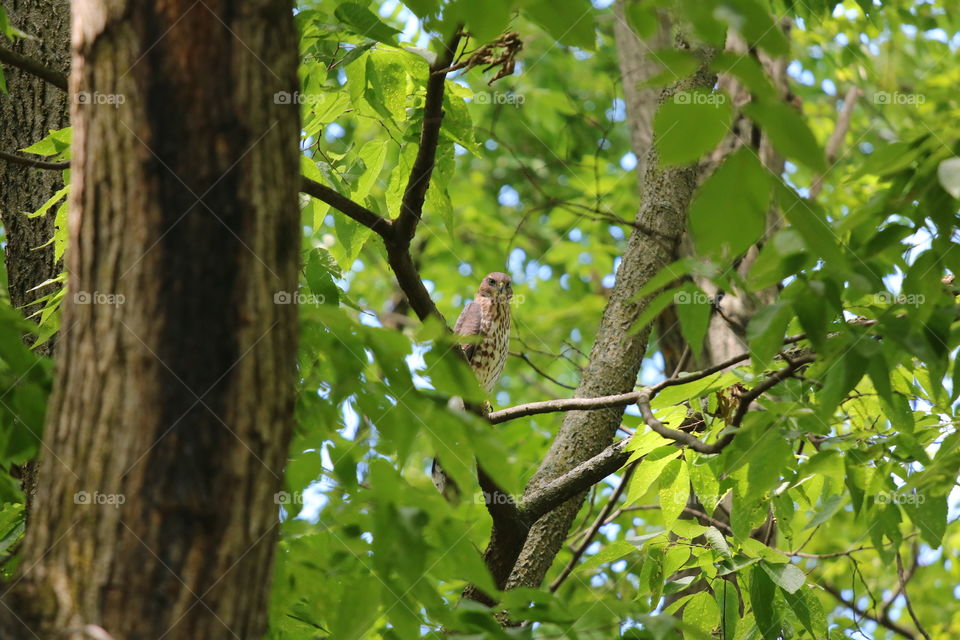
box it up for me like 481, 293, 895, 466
503, 42, 718, 593
0, 0, 69, 336
4, 1, 301, 638
0, 0, 70, 511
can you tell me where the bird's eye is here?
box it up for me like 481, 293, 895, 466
488, 278, 495, 285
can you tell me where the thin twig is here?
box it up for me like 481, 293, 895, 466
809, 85, 861, 198
0, 149, 69, 170
897, 550, 930, 640
550, 462, 637, 592
821, 581, 915, 639
511, 351, 576, 390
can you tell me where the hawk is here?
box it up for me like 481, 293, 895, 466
432, 272, 513, 498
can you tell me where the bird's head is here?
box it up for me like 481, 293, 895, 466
478, 272, 513, 303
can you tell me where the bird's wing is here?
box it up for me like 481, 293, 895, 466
453, 299, 483, 361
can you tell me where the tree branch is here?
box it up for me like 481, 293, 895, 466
392, 29, 463, 246
0, 149, 69, 170
821, 581, 916, 639
488, 348, 756, 424
518, 439, 631, 524
897, 550, 930, 640
810, 85, 862, 199
300, 175, 392, 239
0, 44, 68, 91
504, 354, 817, 522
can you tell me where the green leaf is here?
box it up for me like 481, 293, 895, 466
749, 564, 781, 639
775, 183, 845, 266
653, 371, 740, 409
25, 186, 69, 219
625, 0, 658, 39
784, 586, 827, 639
714, 580, 739, 639
711, 52, 777, 100
523, 0, 596, 51
689, 148, 770, 257
654, 90, 733, 166
659, 458, 690, 531
625, 446, 682, 507
760, 560, 804, 594
463, 0, 510, 43
704, 526, 732, 558
903, 492, 947, 547
675, 284, 712, 358
742, 100, 824, 172
683, 591, 720, 632
628, 286, 680, 336
21, 126, 72, 157
332, 572, 381, 640
400, 0, 438, 20
746, 301, 792, 369
803, 493, 843, 530
334, 3, 401, 45
628, 258, 695, 303
0, 6, 12, 40
578, 539, 637, 573
715, 0, 790, 56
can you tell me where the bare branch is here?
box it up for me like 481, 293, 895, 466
512, 351, 577, 390
518, 439, 631, 524
821, 581, 916, 639
488, 348, 756, 424
897, 550, 931, 640
0, 149, 69, 170
504, 354, 817, 522
810, 85, 861, 198
0, 44, 68, 91
300, 175, 392, 239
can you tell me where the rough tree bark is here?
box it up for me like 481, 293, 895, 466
0, 0, 69, 335
0, 0, 70, 512
2, 1, 301, 638
501, 41, 718, 593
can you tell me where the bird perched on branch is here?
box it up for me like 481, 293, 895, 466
432, 272, 513, 499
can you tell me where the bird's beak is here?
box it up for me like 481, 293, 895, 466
497, 283, 506, 292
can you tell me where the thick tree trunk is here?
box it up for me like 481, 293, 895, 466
3, 2, 300, 638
